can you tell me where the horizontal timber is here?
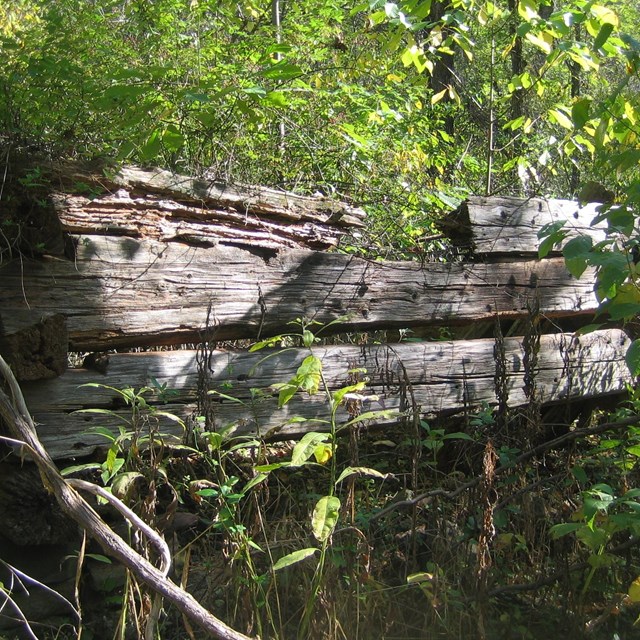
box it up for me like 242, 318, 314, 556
439, 196, 606, 256
0, 235, 599, 350
21, 329, 631, 459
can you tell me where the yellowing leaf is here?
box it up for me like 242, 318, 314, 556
628, 577, 640, 602
590, 4, 619, 27
312, 496, 340, 542
431, 88, 447, 105
313, 442, 333, 464
525, 30, 554, 54
549, 107, 573, 129
518, 0, 539, 21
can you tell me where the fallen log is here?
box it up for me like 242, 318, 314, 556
439, 195, 607, 256
0, 235, 598, 350
21, 329, 630, 459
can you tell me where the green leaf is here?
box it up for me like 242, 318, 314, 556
249, 336, 284, 351
607, 206, 634, 237
273, 548, 318, 571
291, 432, 331, 466
332, 381, 366, 405
593, 22, 614, 50
296, 355, 322, 395
86, 554, 112, 564
563, 235, 592, 278
626, 339, 640, 376
111, 471, 143, 501
264, 91, 288, 107
549, 107, 573, 130
571, 98, 592, 129
312, 495, 341, 542
335, 466, 391, 485
341, 409, 400, 429
537, 221, 567, 258
278, 382, 298, 407
549, 522, 582, 538
61, 463, 101, 476
243, 473, 268, 492
207, 390, 245, 405
261, 60, 303, 80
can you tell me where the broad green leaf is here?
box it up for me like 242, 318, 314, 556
273, 548, 318, 571
606, 301, 640, 322
525, 30, 554, 54
538, 222, 568, 258
593, 22, 614, 50
571, 98, 591, 129
626, 339, 640, 376
563, 236, 592, 278
312, 495, 341, 542
264, 91, 287, 107
296, 355, 322, 395
431, 88, 447, 105
607, 206, 634, 236
518, 0, 539, 21
549, 522, 582, 538
111, 471, 143, 501
549, 108, 573, 130
261, 60, 302, 80
341, 409, 400, 429
590, 4, 619, 27
335, 466, 391, 485
291, 432, 331, 466
162, 127, 184, 152
278, 383, 298, 407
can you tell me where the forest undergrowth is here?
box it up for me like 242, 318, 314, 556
36, 315, 640, 640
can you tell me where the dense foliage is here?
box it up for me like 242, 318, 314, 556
3, 1, 640, 639
3, 0, 638, 255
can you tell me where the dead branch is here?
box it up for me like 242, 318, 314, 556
0, 354, 253, 640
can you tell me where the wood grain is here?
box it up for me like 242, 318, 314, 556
0, 235, 599, 350
22, 329, 630, 459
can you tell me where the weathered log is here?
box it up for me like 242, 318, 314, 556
21, 329, 630, 459
439, 195, 607, 255
20, 160, 365, 252
0, 312, 67, 381
0, 235, 598, 350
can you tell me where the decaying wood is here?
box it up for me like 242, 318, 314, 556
0, 235, 598, 350
21, 329, 630, 459
44, 162, 366, 252
438, 195, 607, 255
0, 313, 67, 381
0, 355, 253, 640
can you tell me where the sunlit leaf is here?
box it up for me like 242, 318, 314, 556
312, 495, 341, 542
273, 548, 318, 571
335, 466, 391, 484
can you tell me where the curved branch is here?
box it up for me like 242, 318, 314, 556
0, 355, 253, 640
